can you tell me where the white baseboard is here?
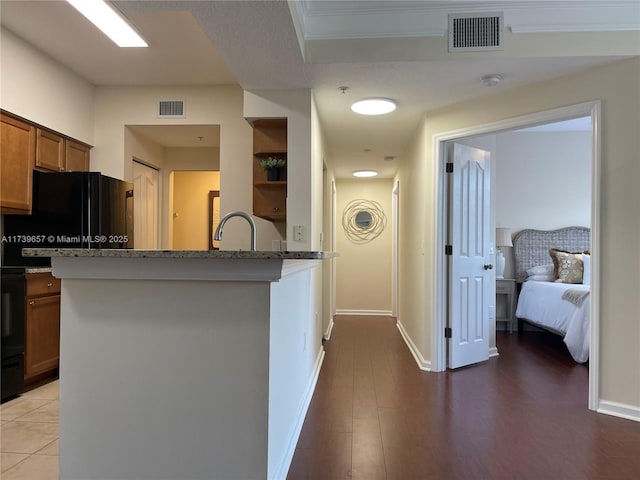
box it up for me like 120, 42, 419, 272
335, 309, 392, 316
489, 347, 499, 358
396, 319, 431, 371
271, 347, 325, 480
323, 319, 334, 340
597, 400, 640, 423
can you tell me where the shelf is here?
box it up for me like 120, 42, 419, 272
254, 151, 286, 157
252, 118, 287, 222
254, 212, 286, 222
254, 181, 287, 188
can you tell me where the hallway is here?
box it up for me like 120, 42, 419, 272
288, 316, 640, 479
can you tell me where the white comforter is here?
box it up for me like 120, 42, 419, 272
515, 281, 590, 363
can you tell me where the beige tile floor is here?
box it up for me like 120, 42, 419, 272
1, 380, 59, 480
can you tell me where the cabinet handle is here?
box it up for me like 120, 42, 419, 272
29, 300, 35, 306
47, 282, 53, 287
484, 264, 494, 270
273, 207, 279, 212
60, 167, 65, 171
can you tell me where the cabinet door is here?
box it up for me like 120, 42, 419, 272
25, 294, 61, 381
1, 114, 35, 213
36, 128, 65, 172
65, 139, 90, 172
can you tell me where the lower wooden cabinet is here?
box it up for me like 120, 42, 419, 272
25, 273, 61, 384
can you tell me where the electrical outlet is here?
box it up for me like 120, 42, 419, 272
488, 306, 495, 319
294, 224, 304, 242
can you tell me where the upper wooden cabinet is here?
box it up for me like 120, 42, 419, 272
252, 119, 287, 222
1, 111, 92, 214
36, 129, 90, 173
1, 113, 36, 213
65, 139, 90, 172
36, 128, 65, 172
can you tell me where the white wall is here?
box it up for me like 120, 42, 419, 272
243, 90, 316, 250
335, 179, 393, 315
397, 58, 640, 411
94, 85, 281, 250
0, 27, 94, 143
496, 130, 591, 231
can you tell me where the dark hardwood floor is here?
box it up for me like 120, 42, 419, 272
287, 315, 640, 480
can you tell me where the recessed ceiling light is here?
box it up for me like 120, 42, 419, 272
351, 98, 396, 115
66, 0, 148, 48
353, 170, 379, 178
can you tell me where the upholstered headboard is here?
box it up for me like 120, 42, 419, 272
512, 227, 590, 282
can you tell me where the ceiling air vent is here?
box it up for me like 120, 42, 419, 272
448, 13, 503, 52
158, 100, 185, 118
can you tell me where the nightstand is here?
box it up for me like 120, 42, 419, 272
496, 278, 516, 333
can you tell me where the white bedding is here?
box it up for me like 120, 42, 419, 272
515, 281, 590, 363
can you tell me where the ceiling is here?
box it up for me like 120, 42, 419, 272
1, 1, 638, 178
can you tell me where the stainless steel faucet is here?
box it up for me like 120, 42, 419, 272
213, 211, 257, 251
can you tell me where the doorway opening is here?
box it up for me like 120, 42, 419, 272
433, 101, 601, 410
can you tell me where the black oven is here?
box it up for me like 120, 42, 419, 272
1, 268, 26, 402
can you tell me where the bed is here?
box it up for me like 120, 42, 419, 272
512, 227, 590, 363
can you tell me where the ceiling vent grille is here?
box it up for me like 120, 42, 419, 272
448, 13, 503, 52
158, 100, 185, 118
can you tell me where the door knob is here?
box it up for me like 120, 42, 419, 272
484, 264, 494, 270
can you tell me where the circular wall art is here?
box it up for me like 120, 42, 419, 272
342, 199, 386, 244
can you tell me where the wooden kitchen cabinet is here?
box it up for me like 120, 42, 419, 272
65, 139, 90, 172
252, 118, 287, 222
1, 110, 91, 209
36, 128, 65, 172
36, 129, 90, 172
1, 113, 36, 213
24, 272, 61, 384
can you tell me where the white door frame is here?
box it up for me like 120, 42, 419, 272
431, 101, 601, 411
392, 180, 399, 317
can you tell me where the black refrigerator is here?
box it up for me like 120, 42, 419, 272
3, 170, 134, 267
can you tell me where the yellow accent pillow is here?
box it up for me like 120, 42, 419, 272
549, 248, 583, 284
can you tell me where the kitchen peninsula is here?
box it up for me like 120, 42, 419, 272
24, 248, 334, 480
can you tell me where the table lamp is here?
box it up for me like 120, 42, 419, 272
495, 228, 513, 279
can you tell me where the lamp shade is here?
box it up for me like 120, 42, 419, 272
496, 228, 513, 247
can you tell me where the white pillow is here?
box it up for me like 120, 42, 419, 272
582, 254, 591, 285
527, 264, 554, 276
526, 273, 554, 282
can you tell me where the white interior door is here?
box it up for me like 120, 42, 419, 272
448, 143, 491, 369
132, 160, 159, 249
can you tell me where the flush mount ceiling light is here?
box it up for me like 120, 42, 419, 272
351, 98, 396, 115
353, 170, 379, 178
66, 0, 148, 47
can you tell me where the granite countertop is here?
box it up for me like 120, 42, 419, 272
22, 248, 336, 260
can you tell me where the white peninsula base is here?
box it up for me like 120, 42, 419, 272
39, 252, 329, 480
